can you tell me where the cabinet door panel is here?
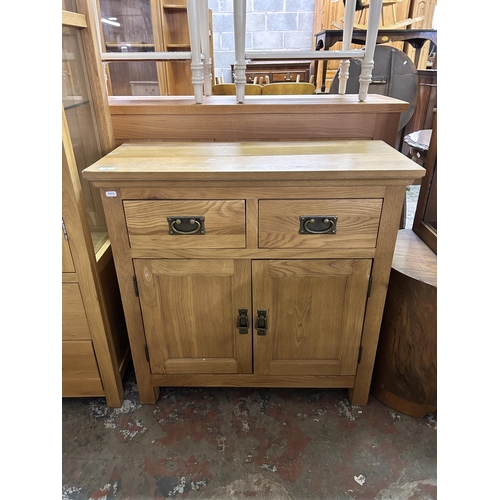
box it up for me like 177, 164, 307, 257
134, 259, 252, 375
253, 259, 371, 376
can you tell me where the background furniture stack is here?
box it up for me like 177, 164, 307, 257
97, 0, 214, 99
62, 0, 130, 407
312, 0, 437, 93
233, 0, 384, 103
370, 110, 437, 417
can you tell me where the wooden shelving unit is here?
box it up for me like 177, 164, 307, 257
62, 1, 130, 408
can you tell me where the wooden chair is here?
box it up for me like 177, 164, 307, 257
261, 82, 316, 95
232, 0, 383, 103
212, 83, 262, 95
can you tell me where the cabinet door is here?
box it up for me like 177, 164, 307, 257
134, 259, 252, 375
253, 259, 371, 376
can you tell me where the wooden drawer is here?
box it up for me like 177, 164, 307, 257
271, 71, 308, 83
124, 200, 246, 250
62, 341, 104, 396
62, 283, 91, 340
259, 199, 382, 249
62, 340, 101, 378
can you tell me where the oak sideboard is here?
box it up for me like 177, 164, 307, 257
83, 140, 424, 405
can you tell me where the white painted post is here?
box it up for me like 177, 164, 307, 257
338, 0, 356, 94
358, 0, 383, 101
186, 0, 204, 103
199, 0, 212, 96
233, 0, 247, 103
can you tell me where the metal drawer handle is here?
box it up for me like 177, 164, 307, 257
237, 308, 249, 334
167, 216, 205, 235
299, 216, 338, 234
256, 309, 267, 336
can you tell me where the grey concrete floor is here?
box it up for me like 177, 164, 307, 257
62, 368, 437, 500
405, 185, 420, 229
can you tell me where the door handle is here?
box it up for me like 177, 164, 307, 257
256, 309, 267, 336
237, 308, 249, 334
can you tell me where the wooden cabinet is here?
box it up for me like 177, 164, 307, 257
97, 0, 214, 96
63, 1, 130, 407
83, 141, 424, 406
231, 61, 312, 84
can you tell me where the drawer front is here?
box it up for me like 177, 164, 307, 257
124, 200, 246, 250
259, 199, 382, 249
62, 341, 101, 380
62, 340, 104, 396
62, 283, 91, 340
271, 71, 308, 83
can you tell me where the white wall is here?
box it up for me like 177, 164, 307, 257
208, 0, 315, 83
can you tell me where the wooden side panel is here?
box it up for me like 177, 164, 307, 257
62, 227, 75, 273
111, 112, 379, 142
98, 254, 129, 374
259, 199, 382, 249
62, 341, 104, 396
62, 283, 92, 340
253, 259, 371, 376
124, 200, 246, 249
134, 259, 252, 375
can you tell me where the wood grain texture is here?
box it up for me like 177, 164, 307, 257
370, 228, 437, 417
75, 0, 115, 154
259, 199, 382, 249
151, 373, 356, 388
62, 10, 87, 28
63, 107, 124, 407
106, 94, 407, 145
86, 140, 422, 405
62, 341, 104, 397
108, 94, 408, 114
348, 184, 407, 405
134, 259, 252, 375
123, 200, 246, 250
62, 341, 102, 382
83, 140, 425, 183
252, 259, 371, 377
99, 189, 159, 404
119, 185, 387, 200
62, 227, 75, 272
392, 229, 437, 286
62, 283, 92, 340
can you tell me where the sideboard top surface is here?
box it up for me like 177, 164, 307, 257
83, 140, 425, 183
107, 94, 409, 115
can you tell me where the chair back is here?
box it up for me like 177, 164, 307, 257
261, 82, 316, 95
212, 83, 262, 95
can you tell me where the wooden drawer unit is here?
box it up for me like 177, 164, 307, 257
259, 199, 382, 249
123, 200, 246, 250
62, 341, 104, 396
62, 283, 92, 340
83, 140, 424, 406
231, 61, 312, 84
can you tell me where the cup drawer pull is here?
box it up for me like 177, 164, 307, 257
167, 216, 205, 235
299, 216, 338, 235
